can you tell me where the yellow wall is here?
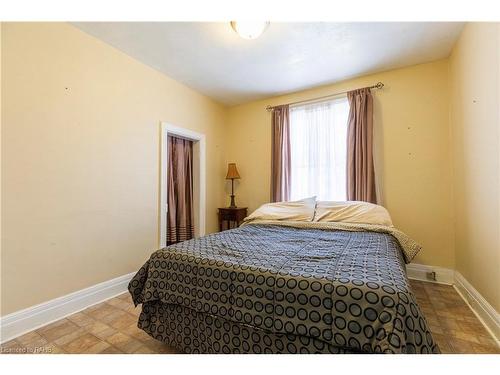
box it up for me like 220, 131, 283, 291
226, 60, 455, 269
1, 23, 227, 315
449, 23, 500, 311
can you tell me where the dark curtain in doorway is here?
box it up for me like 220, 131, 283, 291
167, 135, 194, 245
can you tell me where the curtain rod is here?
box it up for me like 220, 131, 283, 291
265, 82, 384, 111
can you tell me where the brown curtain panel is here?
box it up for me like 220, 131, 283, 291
271, 105, 291, 202
167, 136, 194, 245
346, 88, 377, 203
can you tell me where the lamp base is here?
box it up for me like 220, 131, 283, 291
229, 195, 237, 208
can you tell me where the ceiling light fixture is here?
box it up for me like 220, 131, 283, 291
230, 21, 269, 40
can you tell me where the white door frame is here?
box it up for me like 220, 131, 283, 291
159, 122, 206, 248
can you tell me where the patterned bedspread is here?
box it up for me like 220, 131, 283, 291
129, 223, 439, 354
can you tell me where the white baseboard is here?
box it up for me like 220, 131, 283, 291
0, 272, 134, 344
406, 263, 455, 285
454, 272, 500, 344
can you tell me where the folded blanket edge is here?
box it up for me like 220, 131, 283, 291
241, 219, 421, 264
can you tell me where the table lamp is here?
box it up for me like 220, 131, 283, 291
225, 163, 241, 208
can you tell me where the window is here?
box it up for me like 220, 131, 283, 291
289, 97, 350, 201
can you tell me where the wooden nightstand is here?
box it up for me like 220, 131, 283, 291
218, 207, 248, 231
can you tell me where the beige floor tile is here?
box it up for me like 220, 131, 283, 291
427, 322, 445, 335
85, 320, 115, 336
37, 319, 80, 342
85, 302, 108, 312
125, 305, 141, 316
122, 324, 153, 343
108, 312, 138, 330
91, 325, 119, 340
143, 339, 180, 354
82, 340, 112, 354
437, 317, 461, 331
53, 327, 88, 346
448, 337, 475, 354
132, 345, 159, 354
105, 332, 144, 353
107, 297, 131, 310
449, 330, 482, 344
458, 320, 485, 333
67, 312, 96, 327
99, 309, 128, 325
99, 345, 123, 354
62, 333, 104, 353
471, 343, 500, 354
117, 293, 134, 304
93, 329, 118, 341
432, 333, 453, 354
475, 334, 498, 347
15, 331, 47, 346
86, 303, 121, 320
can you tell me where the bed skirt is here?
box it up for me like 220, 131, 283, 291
138, 301, 356, 354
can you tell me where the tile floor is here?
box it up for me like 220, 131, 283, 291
1, 280, 498, 354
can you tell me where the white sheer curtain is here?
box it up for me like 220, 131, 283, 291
289, 97, 349, 201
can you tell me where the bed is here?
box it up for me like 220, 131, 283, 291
128, 200, 439, 354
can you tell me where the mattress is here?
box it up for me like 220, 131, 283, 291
129, 223, 439, 354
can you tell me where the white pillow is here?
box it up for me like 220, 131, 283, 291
313, 201, 393, 227
244, 197, 317, 222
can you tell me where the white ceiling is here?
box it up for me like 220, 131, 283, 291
72, 22, 464, 106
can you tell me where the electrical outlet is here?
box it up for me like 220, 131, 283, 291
426, 271, 437, 281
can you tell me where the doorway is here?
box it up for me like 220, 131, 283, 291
159, 123, 206, 248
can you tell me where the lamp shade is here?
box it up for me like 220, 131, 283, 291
226, 163, 241, 180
